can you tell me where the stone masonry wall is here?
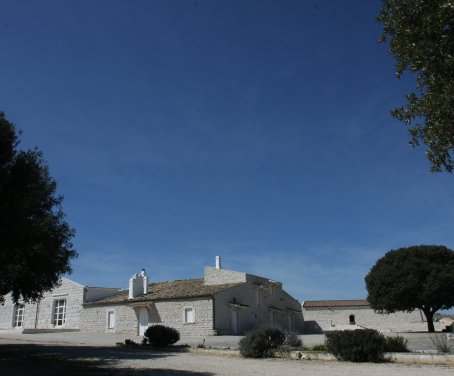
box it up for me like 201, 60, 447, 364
81, 298, 215, 336
81, 304, 138, 334
0, 278, 84, 331
203, 267, 247, 285
302, 306, 444, 333
214, 274, 304, 334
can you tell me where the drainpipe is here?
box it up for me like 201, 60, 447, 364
34, 300, 40, 329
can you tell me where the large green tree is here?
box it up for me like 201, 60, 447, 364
378, 0, 454, 172
0, 112, 77, 303
365, 245, 454, 332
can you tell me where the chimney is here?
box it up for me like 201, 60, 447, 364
215, 256, 222, 269
128, 268, 148, 299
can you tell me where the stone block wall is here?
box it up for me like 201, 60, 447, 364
203, 267, 247, 285
213, 275, 304, 334
81, 303, 138, 334
0, 278, 84, 331
302, 306, 443, 333
81, 298, 215, 336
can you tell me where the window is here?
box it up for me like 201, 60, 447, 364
269, 285, 274, 296
107, 310, 116, 329
53, 299, 66, 326
270, 311, 276, 326
255, 288, 261, 306
13, 304, 25, 328
184, 307, 195, 323
349, 314, 355, 325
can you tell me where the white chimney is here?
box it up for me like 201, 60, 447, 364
215, 256, 222, 269
128, 268, 148, 299
140, 268, 148, 294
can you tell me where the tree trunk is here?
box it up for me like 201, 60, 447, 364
422, 309, 435, 332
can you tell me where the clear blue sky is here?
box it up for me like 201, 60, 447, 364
1, 0, 454, 304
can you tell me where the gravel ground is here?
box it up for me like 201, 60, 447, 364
0, 333, 453, 376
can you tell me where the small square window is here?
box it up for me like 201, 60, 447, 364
184, 307, 195, 323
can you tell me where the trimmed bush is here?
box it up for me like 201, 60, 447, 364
325, 329, 385, 362
239, 327, 286, 358
144, 325, 180, 347
384, 335, 409, 352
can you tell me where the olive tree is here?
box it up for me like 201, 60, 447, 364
378, 0, 454, 172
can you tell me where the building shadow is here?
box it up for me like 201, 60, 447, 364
0, 344, 215, 376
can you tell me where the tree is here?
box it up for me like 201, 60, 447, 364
365, 245, 454, 332
377, 0, 454, 172
0, 112, 77, 304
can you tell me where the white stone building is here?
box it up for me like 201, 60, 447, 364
0, 278, 122, 332
302, 299, 443, 333
82, 257, 303, 336
0, 257, 304, 336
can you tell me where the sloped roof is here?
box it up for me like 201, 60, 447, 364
303, 300, 370, 308
86, 278, 242, 305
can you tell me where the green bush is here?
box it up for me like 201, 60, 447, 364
239, 327, 286, 358
144, 325, 180, 347
384, 335, 409, 352
325, 329, 385, 362
304, 344, 326, 351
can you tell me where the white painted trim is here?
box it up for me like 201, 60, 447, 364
183, 306, 195, 324
52, 293, 69, 297
106, 309, 116, 331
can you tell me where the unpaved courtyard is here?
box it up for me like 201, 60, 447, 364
0, 342, 452, 376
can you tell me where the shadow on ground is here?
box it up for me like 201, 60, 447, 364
0, 344, 214, 376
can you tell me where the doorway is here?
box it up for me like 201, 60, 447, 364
138, 307, 149, 336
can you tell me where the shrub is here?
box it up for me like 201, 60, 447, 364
239, 327, 286, 358
325, 329, 385, 362
144, 325, 180, 347
384, 335, 409, 352
284, 333, 302, 347
304, 344, 326, 351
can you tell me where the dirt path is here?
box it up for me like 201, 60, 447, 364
0, 342, 452, 376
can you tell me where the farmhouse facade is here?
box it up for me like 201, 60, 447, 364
0, 278, 122, 332
302, 299, 444, 333
0, 257, 303, 336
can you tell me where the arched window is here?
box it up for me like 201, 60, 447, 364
349, 314, 355, 325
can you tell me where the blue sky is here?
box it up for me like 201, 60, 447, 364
1, 1, 454, 304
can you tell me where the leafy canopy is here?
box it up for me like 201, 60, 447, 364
378, 0, 454, 172
0, 112, 77, 303
365, 245, 454, 332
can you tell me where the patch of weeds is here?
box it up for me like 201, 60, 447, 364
431, 334, 454, 353
384, 335, 409, 352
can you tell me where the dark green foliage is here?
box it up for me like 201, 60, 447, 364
325, 329, 386, 362
304, 344, 326, 351
365, 245, 454, 332
144, 325, 180, 347
0, 112, 77, 303
377, 1, 454, 172
239, 327, 286, 358
384, 335, 409, 352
